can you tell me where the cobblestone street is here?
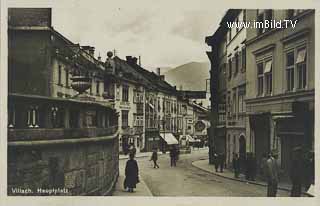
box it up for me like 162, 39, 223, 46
114, 149, 291, 197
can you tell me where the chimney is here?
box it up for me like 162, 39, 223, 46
160, 75, 165, 81
132, 57, 138, 64
98, 56, 101, 61
156, 68, 161, 76
126, 56, 132, 62
126, 56, 137, 64
179, 85, 183, 90
139, 56, 141, 66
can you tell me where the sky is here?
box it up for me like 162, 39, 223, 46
7, 0, 227, 70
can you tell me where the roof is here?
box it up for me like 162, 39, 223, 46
126, 60, 178, 94
206, 9, 241, 46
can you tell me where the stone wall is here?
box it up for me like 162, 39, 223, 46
8, 138, 119, 196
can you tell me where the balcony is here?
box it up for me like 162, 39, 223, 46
8, 126, 118, 142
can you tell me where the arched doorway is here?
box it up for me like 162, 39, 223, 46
239, 135, 246, 172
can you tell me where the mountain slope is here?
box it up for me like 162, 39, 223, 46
164, 62, 210, 91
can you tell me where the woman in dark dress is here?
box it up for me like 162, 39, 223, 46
124, 153, 139, 192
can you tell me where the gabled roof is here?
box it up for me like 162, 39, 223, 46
126, 60, 177, 95
113, 56, 156, 89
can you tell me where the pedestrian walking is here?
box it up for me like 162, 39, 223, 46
213, 152, 219, 172
290, 147, 304, 197
265, 150, 279, 197
150, 148, 159, 168
219, 153, 225, 173
170, 146, 177, 167
232, 153, 240, 178
124, 153, 139, 192
304, 150, 314, 191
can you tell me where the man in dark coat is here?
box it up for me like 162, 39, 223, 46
290, 147, 304, 197
150, 148, 159, 168
124, 153, 139, 192
232, 153, 240, 178
170, 146, 177, 167
213, 152, 219, 172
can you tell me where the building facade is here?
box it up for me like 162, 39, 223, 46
8, 8, 119, 195
206, 9, 315, 176
245, 9, 315, 175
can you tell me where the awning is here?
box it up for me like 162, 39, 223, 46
264, 60, 272, 73
160, 133, 178, 145
296, 48, 306, 64
272, 115, 295, 120
148, 103, 154, 109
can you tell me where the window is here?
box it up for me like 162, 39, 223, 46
257, 10, 273, 35
241, 47, 246, 72
65, 70, 69, 87
96, 81, 100, 95
27, 106, 39, 128
228, 58, 232, 80
235, 16, 239, 33
58, 65, 62, 85
158, 98, 161, 112
116, 84, 120, 100
296, 48, 307, 89
228, 29, 232, 42
137, 103, 143, 114
232, 92, 237, 116
235, 52, 239, 75
121, 110, 129, 128
134, 115, 143, 126
51, 106, 65, 128
243, 10, 246, 22
286, 51, 295, 91
264, 60, 272, 95
257, 62, 264, 96
227, 94, 231, 118
89, 80, 93, 94
238, 94, 243, 113
122, 85, 129, 102
257, 10, 264, 35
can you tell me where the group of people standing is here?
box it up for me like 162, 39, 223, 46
231, 148, 314, 197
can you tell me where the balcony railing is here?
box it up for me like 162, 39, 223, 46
8, 126, 118, 142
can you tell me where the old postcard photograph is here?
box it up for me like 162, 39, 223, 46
0, 0, 319, 205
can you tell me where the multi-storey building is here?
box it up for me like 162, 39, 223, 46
245, 9, 314, 175
8, 8, 119, 195
206, 9, 314, 176
206, 9, 247, 166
